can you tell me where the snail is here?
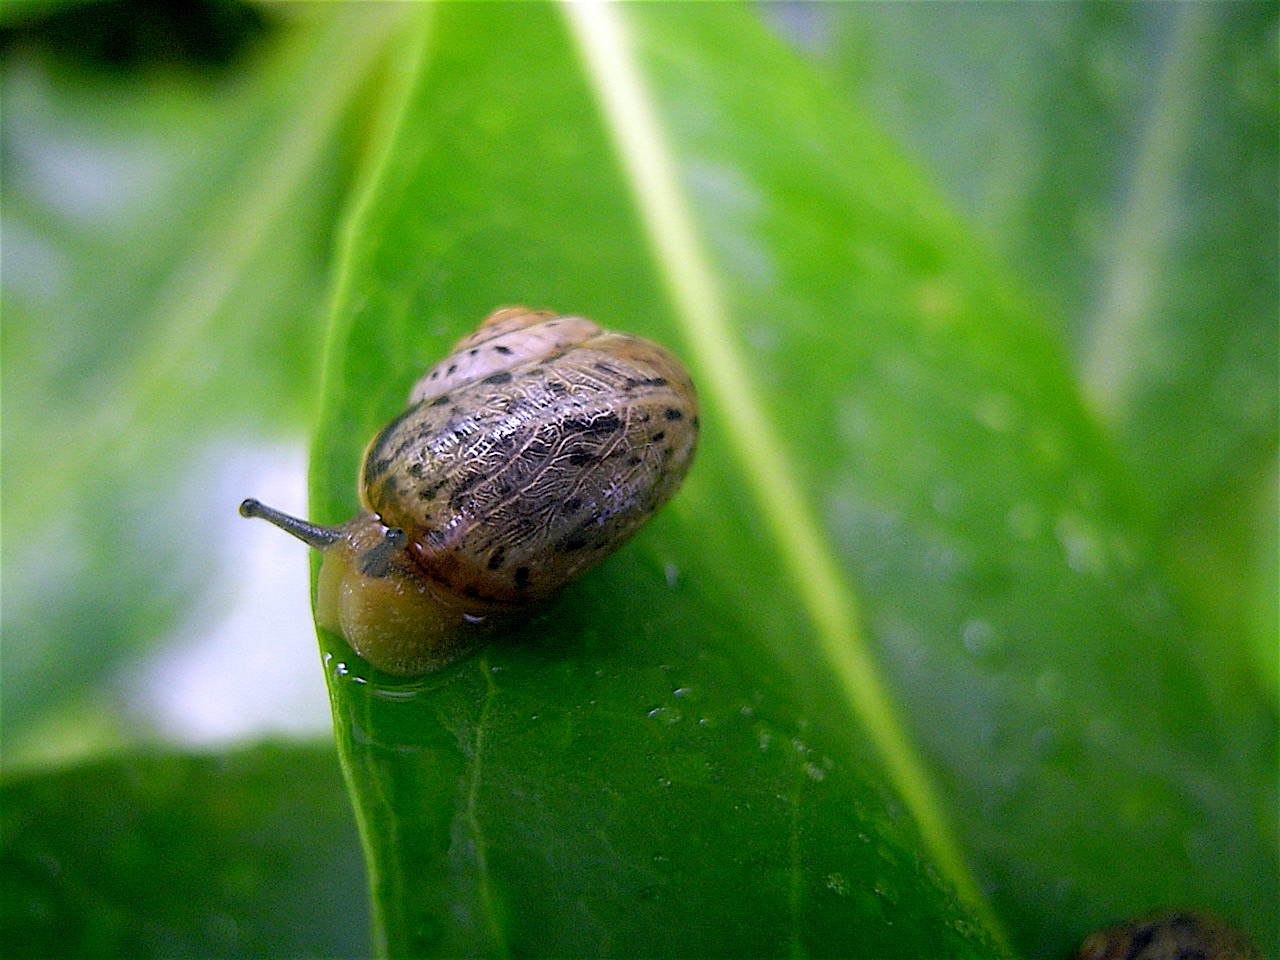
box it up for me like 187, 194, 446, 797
1075, 910, 1261, 960
240, 306, 699, 676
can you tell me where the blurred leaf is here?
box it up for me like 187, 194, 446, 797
0, 3, 399, 756
789, 2, 1279, 700
305, 4, 1274, 958
0, 743, 370, 958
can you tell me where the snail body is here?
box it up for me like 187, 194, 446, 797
241, 307, 698, 676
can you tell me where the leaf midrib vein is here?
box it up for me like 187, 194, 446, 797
565, 3, 1009, 949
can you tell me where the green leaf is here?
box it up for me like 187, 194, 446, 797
0, 744, 369, 958
806, 2, 1279, 701
309, 4, 1274, 958
0, 4, 398, 757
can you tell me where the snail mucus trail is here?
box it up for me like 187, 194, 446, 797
240, 307, 699, 676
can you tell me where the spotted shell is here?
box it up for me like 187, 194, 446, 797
240, 306, 699, 675
1075, 911, 1261, 960
360, 307, 699, 606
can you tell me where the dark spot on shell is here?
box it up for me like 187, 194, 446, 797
487, 547, 506, 570
563, 537, 587, 552
647, 377, 667, 387
567, 452, 594, 467
650, 430, 665, 442
627, 456, 642, 466
564, 497, 582, 512
691, 415, 700, 429
469, 349, 478, 357
447, 364, 457, 375
1126, 926, 1157, 960
514, 567, 531, 589
483, 371, 513, 385
494, 345, 512, 355
548, 381, 568, 398
430, 371, 439, 380
566, 412, 622, 436
408, 461, 425, 479
430, 394, 450, 407
664, 408, 683, 420
594, 362, 621, 376
462, 585, 482, 599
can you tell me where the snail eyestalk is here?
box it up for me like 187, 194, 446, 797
239, 498, 342, 549
357, 526, 409, 578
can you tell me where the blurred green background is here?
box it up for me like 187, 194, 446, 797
1, 2, 1275, 957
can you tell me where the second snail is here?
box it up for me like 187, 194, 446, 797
241, 306, 699, 676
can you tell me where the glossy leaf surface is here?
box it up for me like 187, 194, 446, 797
0, 745, 369, 958
2, 2, 1273, 958
308, 5, 1275, 957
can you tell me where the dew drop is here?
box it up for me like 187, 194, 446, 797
873, 877, 900, 906
961, 619, 1004, 661
1056, 511, 1108, 576
663, 562, 680, 589
647, 705, 682, 724
824, 872, 850, 896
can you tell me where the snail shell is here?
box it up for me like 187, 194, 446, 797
1075, 911, 1261, 960
241, 307, 699, 676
